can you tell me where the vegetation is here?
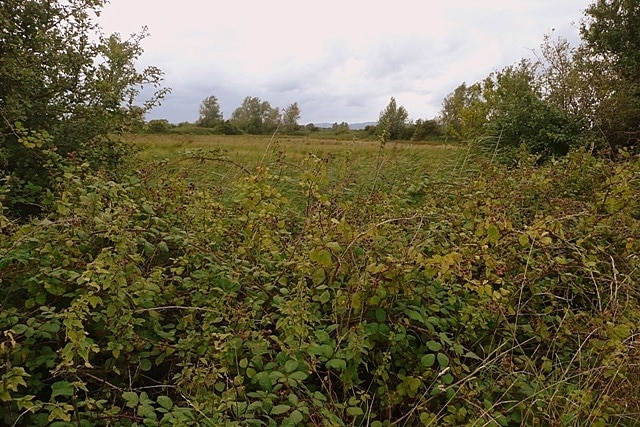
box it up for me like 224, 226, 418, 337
231, 97, 281, 135
377, 97, 409, 141
196, 96, 223, 128
0, 0, 167, 219
2, 0, 640, 425
2, 134, 639, 426
440, 0, 640, 159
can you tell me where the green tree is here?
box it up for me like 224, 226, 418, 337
231, 96, 279, 134
480, 61, 581, 162
0, 0, 167, 218
439, 82, 486, 141
331, 122, 350, 134
146, 119, 173, 133
196, 95, 223, 128
579, 0, 640, 149
378, 97, 409, 140
410, 119, 443, 141
282, 102, 301, 133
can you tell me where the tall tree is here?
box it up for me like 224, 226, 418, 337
197, 95, 223, 127
440, 82, 486, 141
231, 96, 279, 134
579, 0, 640, 149
377, 97, 409, 140
480, 61, 581, 161
0, 0, 167, 218
282, 102, 301, 133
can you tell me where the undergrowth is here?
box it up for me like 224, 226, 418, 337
1, 140, 639, 426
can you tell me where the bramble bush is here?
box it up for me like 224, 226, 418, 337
1, 143, 639, 426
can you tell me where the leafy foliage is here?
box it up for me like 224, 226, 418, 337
579, 0, 640, 149
481, 61, 583, 162
377, 97, 409, 140
196, 96, 223, 128
2, 138, 639, 425
231, 96, 280, 135
281, 102, 301, 133
440, 82, 485, 141
0, 0, 167, 219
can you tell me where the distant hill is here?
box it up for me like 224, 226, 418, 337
313, 121, 376, 130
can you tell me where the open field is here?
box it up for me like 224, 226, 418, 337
131, 134, 469, 212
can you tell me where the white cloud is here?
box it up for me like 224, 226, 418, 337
98, 0, 592, 124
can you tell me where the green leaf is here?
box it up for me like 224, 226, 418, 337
420, 412, 437, 426
319, 290, 331, 304
487, 224, 500, 243
284, 360, 298, 373
142, 204, 155, 215
122, 391, 139, 408
271, 404, 291, 415
326, 358, 347, 370
437, 353, 449, 368
441, 373, 454, 385
347, 406, 364, 416
421, 354, 436, 368
139, 358, 152, 372
137, 403, 157, 419
289, 371, 309, 381
309, 344, 334, 358
156, 396, 172, 410
464, 351, 482, 360
51, 381, 74, 399
405, 309, 424, 323
286, 409, 303, 424
326, 241, 341, 252
310, 249, 332, 268
12, 324, 28, 335
314, 330, 331, 343
426, 340, 442, 352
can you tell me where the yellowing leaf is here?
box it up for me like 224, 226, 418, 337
310, 249, 332, 268
518, 234, 530, 247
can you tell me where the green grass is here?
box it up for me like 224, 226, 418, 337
132, 134, 466, 193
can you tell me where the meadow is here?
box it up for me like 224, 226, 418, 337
2, 134, 640, 426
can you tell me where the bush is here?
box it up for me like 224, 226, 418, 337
2, 145, 639, 425
0, 0, 166, 219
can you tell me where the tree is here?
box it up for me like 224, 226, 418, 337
440, 82, 486, 141
410, 119, 443, 141
378, 97, 409, 140
230, 96, 279, 134
147, 119, 173, 133
578, 0, 640, 149
197, 95, 223, 127
282, 102, 301, 133
480, 61, 581, 161
0, 0, 167, 218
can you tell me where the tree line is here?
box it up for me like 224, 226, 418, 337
148, 95, 445, 141
147, 96, 301, 135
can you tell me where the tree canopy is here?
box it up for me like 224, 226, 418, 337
0, 0, 167, 218
196, 95, 223, 127
230, 96, 280, 134
377, 97, 409, 140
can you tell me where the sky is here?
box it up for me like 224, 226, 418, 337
98, 0, 593, 125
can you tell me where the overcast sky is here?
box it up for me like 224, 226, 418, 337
98, 0, 592, 125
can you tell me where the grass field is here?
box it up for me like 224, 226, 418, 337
132, 134, 468, 204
